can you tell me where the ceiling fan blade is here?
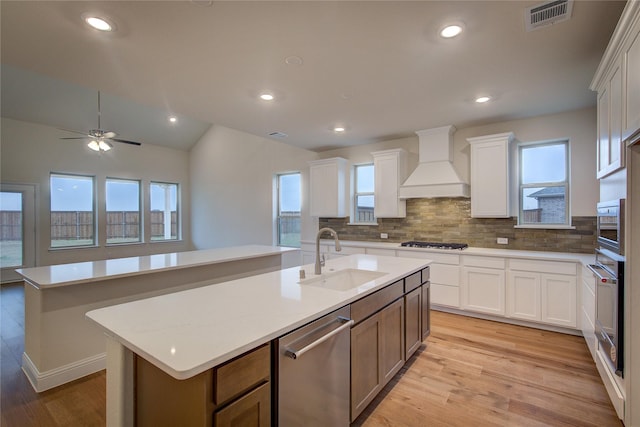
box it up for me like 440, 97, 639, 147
58, 128, 90, 137
60, 137, 89, 140
103, 131, 117, 139
111, 138, 142, 146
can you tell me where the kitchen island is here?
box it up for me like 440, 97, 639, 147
86, 254, 431, 426
16, 245, 298, 392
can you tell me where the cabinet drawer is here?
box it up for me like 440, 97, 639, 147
463, 255, 505, 269
431, 283, 460, 308
214, 382, 271, 427
399, 250, 460, 265
509, 259, 576, 275
404, 271, 421, 293
214, 344, 270, 406
421, 266, 430, 283
351, 280, 403, 323
431, 263, 460, 286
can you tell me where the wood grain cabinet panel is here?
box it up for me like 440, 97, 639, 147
404, 287, 422, 359
214, 383, 271, 427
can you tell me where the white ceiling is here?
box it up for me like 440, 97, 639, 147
0, 1, 626, 152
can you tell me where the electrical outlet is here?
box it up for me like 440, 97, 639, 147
497, 237, 509, 245
380, 233, 389, 239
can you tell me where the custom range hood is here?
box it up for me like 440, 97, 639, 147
399, 125, 470, 198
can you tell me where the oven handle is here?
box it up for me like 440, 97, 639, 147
587, 264, 617, 285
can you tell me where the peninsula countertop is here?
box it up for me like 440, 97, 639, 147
86, 254, 430, 380
16, 245, 298, 289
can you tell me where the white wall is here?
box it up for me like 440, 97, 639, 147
323, 108, 599, 217
189, 124, 318, 249
0, 117, 192, 267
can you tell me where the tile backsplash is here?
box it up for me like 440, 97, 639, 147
319, 198, 595, 254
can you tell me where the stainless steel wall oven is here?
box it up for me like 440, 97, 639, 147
597, 199, 625, 255
589, 248, 625, 376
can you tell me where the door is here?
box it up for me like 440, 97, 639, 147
1, 184, 36, 284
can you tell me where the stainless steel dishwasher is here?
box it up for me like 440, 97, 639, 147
278, 306, 353, 426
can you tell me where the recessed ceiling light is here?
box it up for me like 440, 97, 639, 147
168, 116, 178, 123
285, 56, 304, 66
440, 24, 463, 38
333, 127, 346, 133
84, 15, 114, 32
475, 96, 491, 103
260, 93, 274, 101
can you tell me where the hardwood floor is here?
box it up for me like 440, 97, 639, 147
1, 283, 622, 426
353, 311, 623, 427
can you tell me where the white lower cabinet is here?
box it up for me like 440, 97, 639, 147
461, 256, 506, 316
507, 259, 577, 328
401, 251, 461, 308
541, 274, 577, 328
507, 271, 541, 322
461, 264, 506, 316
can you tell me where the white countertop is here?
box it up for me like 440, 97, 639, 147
86, 254, 430, 380
304, 239, 595, 266
17, 245, 297, 289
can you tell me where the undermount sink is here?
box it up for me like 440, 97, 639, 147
299, 268, 387, 291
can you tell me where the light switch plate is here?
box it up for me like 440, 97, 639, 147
497, 237, 509, 245
380, 233, 388, 239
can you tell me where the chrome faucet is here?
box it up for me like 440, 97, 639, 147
315, 227, 341, 275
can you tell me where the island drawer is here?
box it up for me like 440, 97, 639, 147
214, 344, 270, 406
351, 280, 403, 324
404, 271, 421, 293
421, 266, 430, 283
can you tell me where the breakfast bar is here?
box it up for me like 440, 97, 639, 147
16, 245, 299, 392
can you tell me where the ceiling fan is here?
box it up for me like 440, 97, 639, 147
59, 91, 142, 151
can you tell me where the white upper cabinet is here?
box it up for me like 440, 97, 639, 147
372, 149, 407, 218
308, 157, 348, 217
625, 14, 640, 139
467, 132, 514, 218
596, 61, 624, 178
591, 1, 640, 174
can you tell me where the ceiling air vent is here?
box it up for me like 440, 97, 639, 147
268, 131, 288, 138
525, 0, 573, 32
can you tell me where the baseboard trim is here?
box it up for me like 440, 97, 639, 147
22, 352, 106, 392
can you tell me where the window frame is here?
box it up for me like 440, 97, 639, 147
49, 172, 97, 249
276, 172, 301, 248
517, 140, 571, 228
150, 181, 180, 242
352, 163, 376, 224
105, 177, 142, 245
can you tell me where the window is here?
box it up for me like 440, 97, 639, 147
150, 182, 179, 241
50, 173, 95, 248
276, 173, 301, 247
519, 141, 569, 226
106, 178, 141, 244
354, 164, 375, 223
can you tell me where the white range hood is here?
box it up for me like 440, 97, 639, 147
398, 125, 470, 199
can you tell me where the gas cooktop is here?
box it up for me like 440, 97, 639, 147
400, 241, 468, 250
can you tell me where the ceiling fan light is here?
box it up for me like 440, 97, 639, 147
98, 140, 113, 151
88, 140, 100, 151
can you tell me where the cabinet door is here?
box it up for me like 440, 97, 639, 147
380, 298, 405, 385
421, 282, 431, 340
461, 267, 506, 315
468, 136, 511, 217
351, 314, 382, 421
541, 274, 577, 328
597, 85, 611, 176
626, 24, 640, 133
597, 64, 624, 178
581, 274, 597, 359
404, 287, 421, 359
309, 158, 347, 217
214, 383, 271, 427
507, 271, 540, 322
373, 150, 406, 218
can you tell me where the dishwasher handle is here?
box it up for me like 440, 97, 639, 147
285, 316, 354, 360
